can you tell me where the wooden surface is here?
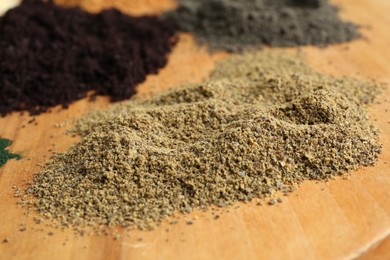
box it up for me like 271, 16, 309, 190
1, 0, 390, 259
0, 0, 19, 16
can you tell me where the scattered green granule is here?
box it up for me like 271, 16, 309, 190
27, 51, 382, 230
0, 138, 21, 167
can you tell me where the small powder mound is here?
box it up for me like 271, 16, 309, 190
168, 0, 359, 51
0, 0, 177, 116
27, 51, 381, 229
0, 138, 21, 168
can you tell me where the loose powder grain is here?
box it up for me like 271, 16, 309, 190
0, 0, 177, 116
27, 51, 381, 229
168, 0, 359, 51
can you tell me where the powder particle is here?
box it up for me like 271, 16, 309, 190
168, 0, 359, 51
268, 199, 277, 206
27, 51, 381, 230
0, 0, 177, 116
19, 224, 27, 232
0, 138, 21, 167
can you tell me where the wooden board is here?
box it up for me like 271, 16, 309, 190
0, 0, 390, 259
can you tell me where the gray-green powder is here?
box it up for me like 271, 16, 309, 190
168, 0, 359, 51
27, 51, 381, 229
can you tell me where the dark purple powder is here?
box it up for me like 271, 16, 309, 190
0, 0, 177, 116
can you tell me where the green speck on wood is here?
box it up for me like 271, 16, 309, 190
0, 138, 21, 167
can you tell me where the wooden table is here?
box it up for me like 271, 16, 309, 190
0, 0, 389, 259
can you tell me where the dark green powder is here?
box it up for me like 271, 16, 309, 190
168, 0, 359, 51
0, 138, 21, 167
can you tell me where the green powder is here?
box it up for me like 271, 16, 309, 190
0, 138, 21, 167
27, 51, 382, 230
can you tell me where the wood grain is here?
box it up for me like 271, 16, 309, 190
358, 235, 390, 260
0, 0, 389, 259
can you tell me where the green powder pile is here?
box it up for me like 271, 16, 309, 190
0, 138, 21, 167
27, 51, 381, 229
168, 0, 359, 51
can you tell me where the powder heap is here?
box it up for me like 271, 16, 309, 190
0, 138, 21, 167
53, 0, 176, 16
27, 51, 381, 229
0, 0, 177, 116
168, 0, 359, 51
